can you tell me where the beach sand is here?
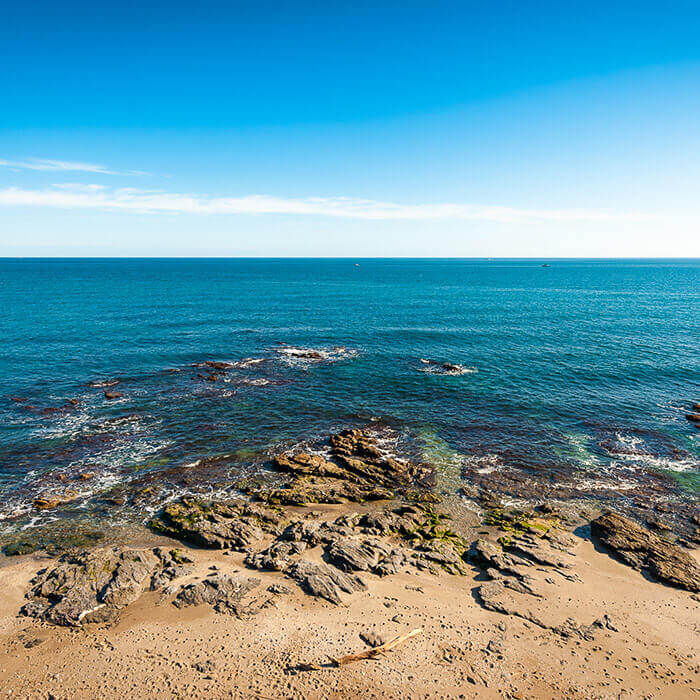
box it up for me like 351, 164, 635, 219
1, 516, 698, 700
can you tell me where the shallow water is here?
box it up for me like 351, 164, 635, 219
0, 258, 698, 537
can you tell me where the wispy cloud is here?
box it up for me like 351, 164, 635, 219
0, 158, 147, 176
0, 183, 663, 224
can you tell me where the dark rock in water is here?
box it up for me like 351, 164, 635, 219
203, 360, 234, 370
104, 391, 124, 400
151, 497, 283, 549
591, 512, 700, 592
418, 359, 472, 375
174, 574, 260, 616
284, 559, 366, 605
21, 547, 189, 626
685, 413, 700, 423
32, 496, 71, 510
2, 524, 105, 557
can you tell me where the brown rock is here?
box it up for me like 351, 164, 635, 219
591, 512, 700, 592
104, 391, 124, 400
33, 497, 66, 510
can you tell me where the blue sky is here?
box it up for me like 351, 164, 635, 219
1, 1, 698, 256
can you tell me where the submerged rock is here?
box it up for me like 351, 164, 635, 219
418, 359, 474, 376
591, 512, 700, 592
21, 547, 190, 626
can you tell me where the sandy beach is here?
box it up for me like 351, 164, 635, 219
1, 428, 698, 699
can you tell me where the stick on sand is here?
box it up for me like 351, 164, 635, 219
329, 628, 422, 666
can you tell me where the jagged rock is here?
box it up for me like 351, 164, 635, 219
591, 512, 700, 592
284, 559, 366, 605
20, 547, 183, 626
357, 506, 425, 536
476, 580, 601, 640
149, 547, 194, 590
414, 540, 467, 575
274, 452, 349, 480
503, 535, 574, 570
279, 520, 323, 547
260, 479, 392, 506
174, 574, 260, 616
244, 541, 306, 571
472, 539, 530, 574
267, 428, 435, 505
151, 497, 274, 550
485, 568, 542, 598
326, 538, 383, 572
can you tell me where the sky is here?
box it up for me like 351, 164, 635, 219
1, 1, 699, 257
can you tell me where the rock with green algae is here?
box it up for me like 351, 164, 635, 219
2, 525, 105, 557
150, 496, 285, 549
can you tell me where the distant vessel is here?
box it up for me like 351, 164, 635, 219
542, 263, 551, 267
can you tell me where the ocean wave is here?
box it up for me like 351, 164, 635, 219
274, 344, 358, 366
232, 357, 267, 368
599, 432, 698, 473
418, 359, 476, 376
460, 452, 505, 475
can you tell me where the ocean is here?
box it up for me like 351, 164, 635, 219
1, 258, 698, 542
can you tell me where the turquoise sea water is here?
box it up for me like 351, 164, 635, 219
0, 259, 698, 535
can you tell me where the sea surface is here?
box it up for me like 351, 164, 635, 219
0, 258, 698, 542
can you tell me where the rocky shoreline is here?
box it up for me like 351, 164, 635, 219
12, 427, 700, 620
1, 426, 698, 698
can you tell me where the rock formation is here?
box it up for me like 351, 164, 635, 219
591, 511, 700, 592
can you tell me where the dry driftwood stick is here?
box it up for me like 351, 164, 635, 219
329, 628, 422, 666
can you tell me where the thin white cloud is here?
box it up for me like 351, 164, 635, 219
0, 158, 147, 176
0, 183, 664, 224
